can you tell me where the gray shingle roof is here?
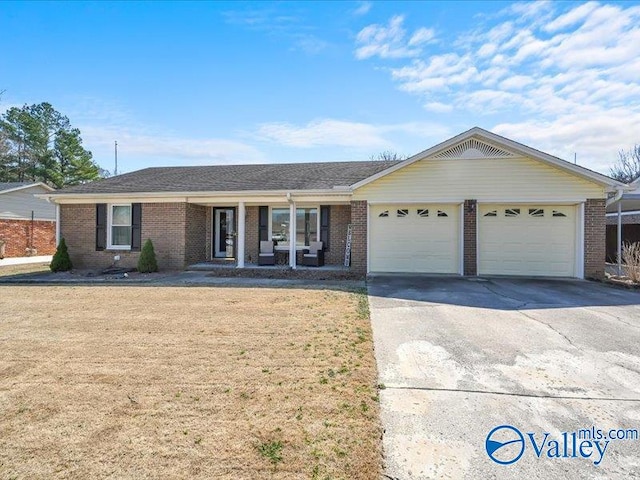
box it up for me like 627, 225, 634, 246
54, 161, 402, 194
0, 182, 35, 193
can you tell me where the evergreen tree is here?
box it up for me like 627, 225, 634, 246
50, 238, 73, 272
137, 239, 158, 273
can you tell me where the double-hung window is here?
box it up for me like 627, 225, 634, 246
108, 204, 132, 249
270, 207, 318, 248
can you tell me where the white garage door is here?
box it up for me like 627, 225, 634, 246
369, 204, 460, 273
478, 204, 576, 277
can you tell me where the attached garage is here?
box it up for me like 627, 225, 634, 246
351, 128, 620, 279
478, 204, 577, 277
369, 204, 460, 274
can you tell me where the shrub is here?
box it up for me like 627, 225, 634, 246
50, 238, 73, 272
621, 242, 640, 282
137, 239, 158, 273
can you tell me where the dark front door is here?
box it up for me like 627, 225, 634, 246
214, 208, 235, 258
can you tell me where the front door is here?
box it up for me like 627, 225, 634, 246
214, 208, 235, 258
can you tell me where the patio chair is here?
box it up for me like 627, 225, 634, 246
302, 241, 324, 267
258, 241, 275, 266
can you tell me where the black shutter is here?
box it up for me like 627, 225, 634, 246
96, 204, 107, 251
259, 206, 269, 241
131, 203, 142, 251
320, 205, 330, 251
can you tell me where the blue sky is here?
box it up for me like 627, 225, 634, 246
1, 1, 639, 174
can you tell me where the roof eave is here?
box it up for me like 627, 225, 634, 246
0, 182, 55, 195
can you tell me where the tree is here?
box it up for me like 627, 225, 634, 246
370, 150, 408, 161
50, 238, 73, 272
137, 239, 158, 273
0, 102, 101, 187
609, 145, 640, 184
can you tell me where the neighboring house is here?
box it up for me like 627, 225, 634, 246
38, 127, 622, 278
0, 182, 57, 258
605, 179, 640, 262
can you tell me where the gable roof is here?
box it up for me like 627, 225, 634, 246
0, 182, 55, 195
50, 160, 402, 195
351, 127, 625, 191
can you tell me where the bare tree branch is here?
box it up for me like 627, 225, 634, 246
610, 145, 640, 183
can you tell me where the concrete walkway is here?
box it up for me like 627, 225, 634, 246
368, 276, 640, 479
0, 255, 51, 266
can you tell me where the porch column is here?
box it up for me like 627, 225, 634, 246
237, 201, 245, 268
617, 201, 622, 276
289, 201, 297, 269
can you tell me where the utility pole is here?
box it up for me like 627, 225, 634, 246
114, 140, 118, 176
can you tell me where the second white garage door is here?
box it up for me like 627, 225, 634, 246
369, 204, 460, 273
478, 204, 576, 277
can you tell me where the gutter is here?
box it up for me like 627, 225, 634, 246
606, 187, 625, 207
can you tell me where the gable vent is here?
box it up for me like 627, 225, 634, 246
432, 138, 516, 159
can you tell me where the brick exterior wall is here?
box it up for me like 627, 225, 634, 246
463, 200, 477, 276
350, 200, 367, 276
584, 198, 606, 279
185, 204, 208, 265
325, 205, 350, 266
0, 219, 56, 258
244, 206, 259, 264
61, 203, 190, 270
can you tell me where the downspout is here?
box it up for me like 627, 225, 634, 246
606, 188, 625, 276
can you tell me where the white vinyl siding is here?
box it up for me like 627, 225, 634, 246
369, 204, 460, 274
478, 204, 576, 277
353, 156, 605, 203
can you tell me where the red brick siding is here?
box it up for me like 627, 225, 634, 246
185, 204, 208, 265
60, 203, 189, 270
325, 205, 350, 266
463, 200, 477, 276
350, 200, 367, 276
584, 198, 605, 279
244, 206, 259, 264
0, 219, 56, 257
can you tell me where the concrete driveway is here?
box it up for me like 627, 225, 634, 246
368, 276, 640, 479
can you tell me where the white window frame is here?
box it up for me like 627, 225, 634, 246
107, 203, 133, 250
268, 205, 321, 250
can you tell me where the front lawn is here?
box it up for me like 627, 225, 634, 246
0, 286, 380, 479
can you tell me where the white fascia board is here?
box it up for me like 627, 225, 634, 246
36, 189, 352, 204
350, 127, 626, 191
0, 182, 55, 195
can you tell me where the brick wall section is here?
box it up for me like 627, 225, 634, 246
60, 203, 189, 270
325, 204, 350, 266
205, 207, 212, 260
0, 219, 56, 257
584, 198, 606, 279
350, 200, 367, 276
244, 206, 259, 264
185, 204, 208, 265
463, 200, 477, 276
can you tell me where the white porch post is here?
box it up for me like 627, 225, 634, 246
55, 203, 60, 246
617, 201, 622, 276
289, 201, 297, 269
237, 201, 245, 268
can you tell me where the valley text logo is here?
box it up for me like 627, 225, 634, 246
485, 424, 639, 466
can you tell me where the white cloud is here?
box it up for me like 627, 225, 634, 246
256, 118, 448, 149
353, 1, 372, 16
355, 15, 436, 60
356, 2, 640, 171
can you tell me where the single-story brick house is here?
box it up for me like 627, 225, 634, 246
38, 128, 624, 278
0, 182, 57, 258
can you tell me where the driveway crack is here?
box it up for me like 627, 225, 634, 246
383, 385, 640, 402
517, 310, 581, 350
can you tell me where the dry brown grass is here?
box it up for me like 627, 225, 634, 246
0, 263, 49, 277
0, 286, 381, 479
